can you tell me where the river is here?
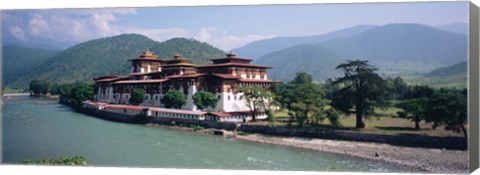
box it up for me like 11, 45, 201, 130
1, 95, 411, 172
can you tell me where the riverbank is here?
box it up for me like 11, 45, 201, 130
235, 133, 468, 173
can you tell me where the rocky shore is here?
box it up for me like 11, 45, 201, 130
235, 133, 468, 173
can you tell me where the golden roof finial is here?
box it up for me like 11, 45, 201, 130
226, 52, 236, 58
174, 53, 182, 59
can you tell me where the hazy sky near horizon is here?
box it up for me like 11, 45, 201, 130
1, 1, 469, 51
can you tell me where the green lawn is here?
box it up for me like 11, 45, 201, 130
401, 73, 467, 89
2, 88, 26, 94
272, 107, 463, 137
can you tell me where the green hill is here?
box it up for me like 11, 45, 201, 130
425, 61, 467, 77
6, 34, 225, 88
255, 23, 467, 82
150, 38, 225, 63
2, 45, 59, 87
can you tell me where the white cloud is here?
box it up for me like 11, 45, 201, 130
9, 25, 28, 41
194, 27, 217, 42
29, 13, 50, 36
121, 27, 190, 41
193, 27, 276, 51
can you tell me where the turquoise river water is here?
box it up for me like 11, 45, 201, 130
2, 95, 411, 172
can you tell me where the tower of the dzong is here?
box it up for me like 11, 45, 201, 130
129, 50, 165, 73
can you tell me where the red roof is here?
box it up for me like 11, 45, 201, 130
208, 111, 252, 117
104, 104, 147, 110
238, 79, 277, 83
196, 63, 272, 69
129, 71, 162, 76
113, 79, 168, 84
211, 73, 241, 79
149, 107, 207, 115
167, 73, 205, 79
95, 76, 129, 82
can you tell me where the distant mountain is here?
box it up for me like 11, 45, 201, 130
435, 22, 468, 35
6, 34, 225, 88
2, 45, 59, 87
425, 61, 467, 77
255, 23, 467, 82
232, 25, 376, 59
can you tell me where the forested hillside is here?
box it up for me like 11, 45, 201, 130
6, 34, 225, 88
2, 45, 59, 87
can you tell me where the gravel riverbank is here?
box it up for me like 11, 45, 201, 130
235, 133, 468, 173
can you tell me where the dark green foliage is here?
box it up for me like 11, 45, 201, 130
129, 88, 146, 105
192, 91, 218, 110
162, 90, 187, 109
325, 108, 342, 127
396, 98, 428, 129
403, 85, 435, 99
277, 73, 327, 127
7, 35, 224, 88
57, 81, 94, 108
2, 45, 59, 88
20, 156, 87, 166
254, 24, 467, 82
393, 77, 408, 99
331, 60, 386, 128
291, 72, 313, 84
425, 61, 467, 77
29, 80, 51, 96
424, 89, 467, 138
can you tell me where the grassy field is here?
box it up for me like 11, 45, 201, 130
2, 88, 26, 94
401, 73, 467, 89
271, 107, 463, 137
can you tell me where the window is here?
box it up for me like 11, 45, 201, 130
227, 95, 230, 100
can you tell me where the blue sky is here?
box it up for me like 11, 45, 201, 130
1, 1, 469, 51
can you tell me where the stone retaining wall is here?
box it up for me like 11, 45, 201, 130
238, 125, 467, 150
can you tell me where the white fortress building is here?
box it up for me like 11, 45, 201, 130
92, 51, 278, 120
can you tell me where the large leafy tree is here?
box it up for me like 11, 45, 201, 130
161, 89, 187, 109
57, 81, 94, 108
425, 89, 467, 138
129, 88, 146, 105
396, 98, 428, 130
193, 91, 218, 110
237, 86, 270, 121
29, 80, 51, 96
278, 72, 326, 127
331, 60, 386, 128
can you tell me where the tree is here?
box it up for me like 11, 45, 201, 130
331, 60, 386, 128
396, 98, 428, 130
58, 81, 94, 108
393, 77, 408, 99
291, 72, 313, 84
403, 85, 434, 99
193, 91, 218, 110
425, 89, 467, 138
29, 80, 51, 96
129, 88, 146, 105
161, 89, 187, 109
278, 72, 326, 127
237, 86, 269, 122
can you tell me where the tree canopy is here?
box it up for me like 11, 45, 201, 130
396, 98, 428, 129
193, 91, 218, 110
331, 60, 386, 128
161, 89, 187, 109
237, 86, 270, 121
129, 88, 146, 105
